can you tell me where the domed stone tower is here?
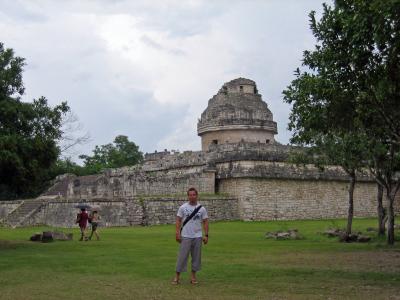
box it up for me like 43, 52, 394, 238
197, 78, 278, 151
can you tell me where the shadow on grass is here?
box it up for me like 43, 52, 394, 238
0, 239, 27, 250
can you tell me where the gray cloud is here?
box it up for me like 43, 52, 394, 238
0, 0, 328, 160
0, 0, 48, 23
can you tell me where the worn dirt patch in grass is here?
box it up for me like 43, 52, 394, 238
0, 240, 25, 250
255, 250, 400, 273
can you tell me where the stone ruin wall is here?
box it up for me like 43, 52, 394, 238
2, 142, 400, 227
206, 142, 294, 164
143, 150, 206, 171
218, 178, 380, 221
62, 159, 214, 201
21, 197, 238, 228
215, 160, 400, 221
0, 150, 221, 228
141, 197, 239, 226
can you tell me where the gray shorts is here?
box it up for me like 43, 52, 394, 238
176, 237, 202, 273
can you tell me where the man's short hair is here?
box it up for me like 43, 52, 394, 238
187, 187, 198, 195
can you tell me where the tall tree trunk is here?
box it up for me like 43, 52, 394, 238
346, 174, 356, 235
387, 191, 395, 245
377, 184, 385, 236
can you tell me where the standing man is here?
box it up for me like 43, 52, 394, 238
172, 187, 209, 285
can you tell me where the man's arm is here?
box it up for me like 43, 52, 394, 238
176, 216, 182, 243
202, 218, 209, 244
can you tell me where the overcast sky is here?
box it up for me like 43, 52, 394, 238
1, 0, 327, 161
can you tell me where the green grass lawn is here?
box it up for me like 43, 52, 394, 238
0, 218, 399, 300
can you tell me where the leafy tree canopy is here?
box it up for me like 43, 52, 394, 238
283, 0, 400, 243
283, 0, 400, 181
0, 42, 69, 199
78, 135, 143, 174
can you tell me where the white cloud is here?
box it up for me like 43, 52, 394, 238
0, 0, 327, 158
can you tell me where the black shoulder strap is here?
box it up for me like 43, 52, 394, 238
180, 205, 202, 233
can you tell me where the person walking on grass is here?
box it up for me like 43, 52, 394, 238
76, 208, 89, 241
172, 187, 209, 285
88, 210, 101, 241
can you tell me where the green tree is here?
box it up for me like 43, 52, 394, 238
50, 157, 87, 177
286, 123, 366, 236
0, 42, 69, 199
283, 0, 400, 244
79, 135, 143, 173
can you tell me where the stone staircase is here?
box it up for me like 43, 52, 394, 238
42, 176, 71, 197
2, 199, 44, 227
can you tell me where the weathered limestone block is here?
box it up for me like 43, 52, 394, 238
265, 229, 301, 240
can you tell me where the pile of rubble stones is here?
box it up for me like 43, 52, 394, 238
265, 229, 301, 240
323, 228, 371, 243
30, 231, 73, 243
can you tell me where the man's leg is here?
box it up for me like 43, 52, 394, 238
79, 227, 84, 241
174, 238, 191, 283
190, 237, 202, 283
82, 227, 88, 241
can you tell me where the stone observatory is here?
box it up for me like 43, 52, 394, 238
197, 78, 278, 150
1, 77, 398, 228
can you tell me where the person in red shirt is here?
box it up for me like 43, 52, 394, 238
76, 208, 89, 241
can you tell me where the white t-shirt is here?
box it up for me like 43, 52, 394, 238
177, 202, 208, 238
